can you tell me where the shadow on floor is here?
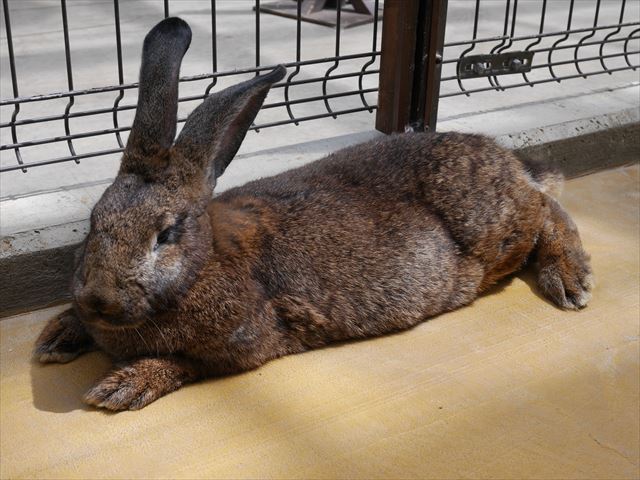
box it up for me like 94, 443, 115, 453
30, 351, 111, 413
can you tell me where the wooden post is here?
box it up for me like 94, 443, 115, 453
375, 0, 447, 133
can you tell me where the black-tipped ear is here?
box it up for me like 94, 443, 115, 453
121, 17, 191, 172
174, 65, 286, 184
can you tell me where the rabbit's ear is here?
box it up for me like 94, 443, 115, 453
121, 17, 191, 174
174, 66, 286, 185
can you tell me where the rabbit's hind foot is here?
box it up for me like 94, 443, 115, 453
535, 198, 593, 310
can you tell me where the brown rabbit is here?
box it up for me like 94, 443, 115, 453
34, 18, 593, 411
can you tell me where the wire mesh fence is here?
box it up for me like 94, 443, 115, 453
0, 0, 381, 173
1, 0, 638, 174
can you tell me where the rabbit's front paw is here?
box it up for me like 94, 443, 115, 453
84, 357, 200, 411
538, 255, 593, 310
84, 365, 163, 411
34, 309, 94, 363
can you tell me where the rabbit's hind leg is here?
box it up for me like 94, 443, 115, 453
535, 197, 593, 310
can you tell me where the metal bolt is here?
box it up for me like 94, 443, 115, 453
423, 53, 443, 64
472, 62, 488, 75
510, 58, 523, 71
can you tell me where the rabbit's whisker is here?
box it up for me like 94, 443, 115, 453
133, 327, 153, 355
149, 318, 170, 355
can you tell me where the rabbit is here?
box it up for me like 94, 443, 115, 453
34, 17, 593, 411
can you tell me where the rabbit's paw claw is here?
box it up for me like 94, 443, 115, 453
538, 259, 593, 310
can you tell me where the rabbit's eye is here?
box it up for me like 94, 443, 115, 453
154, 214, 186, 250
156, 227, 173, 247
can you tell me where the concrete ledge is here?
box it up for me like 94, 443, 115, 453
0, 244, 76, 316
1, 116, 638, 317
0, 221, 88, 316
516, 121, 640, 178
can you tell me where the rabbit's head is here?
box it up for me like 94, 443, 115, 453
72, 18, 285, 327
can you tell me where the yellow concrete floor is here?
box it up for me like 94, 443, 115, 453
1, 165, 639, 480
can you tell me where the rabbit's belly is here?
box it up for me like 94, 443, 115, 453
354, 237, 483, 330
266, 222, 485, 341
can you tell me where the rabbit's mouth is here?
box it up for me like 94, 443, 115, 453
81, 311, 145, 330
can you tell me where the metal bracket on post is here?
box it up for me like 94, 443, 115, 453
458, 51, 535, 79
375, 0, 448, 133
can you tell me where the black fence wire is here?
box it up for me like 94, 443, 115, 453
1, 0, 638, 174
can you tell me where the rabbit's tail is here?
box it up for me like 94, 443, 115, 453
518, 157, 564, 198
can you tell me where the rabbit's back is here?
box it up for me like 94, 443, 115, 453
234, 132, 544, 249
229, 131, 545, 273
211, 132, 543, 341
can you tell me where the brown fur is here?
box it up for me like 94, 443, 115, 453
34, 18, 593, 411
